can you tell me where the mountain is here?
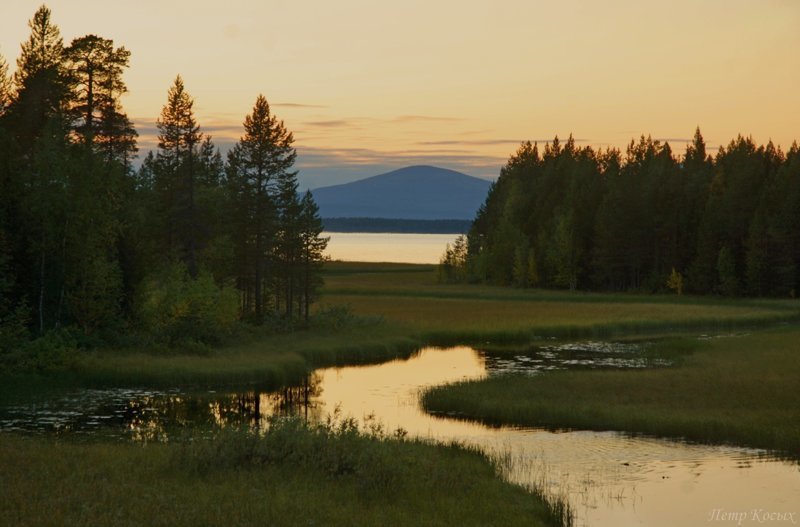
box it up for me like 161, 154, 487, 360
311, 165, 492, 220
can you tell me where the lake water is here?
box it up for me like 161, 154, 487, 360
3, 344, 798, 527
323, 232, 459, 264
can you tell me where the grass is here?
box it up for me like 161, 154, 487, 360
322, 262, 800, 344
422, 328, 800, 456
3, 262, 799, 525
0, 418, 570, 527
4, 261, 797, 394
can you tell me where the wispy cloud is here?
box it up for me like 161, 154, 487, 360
293, 144, 503, 189
418, 139, 524, 146
274, 102, 328, 109
303, 119, 352, 128
392, 115, 463, 123
654, 137, 693, 143
301, 114, 463, 130
418, 137, 589, 147
130, 115, 507, 188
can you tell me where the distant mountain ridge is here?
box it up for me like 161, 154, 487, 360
311, 165, 492, 220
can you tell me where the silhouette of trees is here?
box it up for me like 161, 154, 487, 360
0, 6, 330, 361
457, 131, 800, 297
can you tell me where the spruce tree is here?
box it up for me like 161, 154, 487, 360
7, 5, 69, 149
228, 94, 295, 322
155, 75, 202, 276
297, 190, 328, 321
0, 53, 12, 116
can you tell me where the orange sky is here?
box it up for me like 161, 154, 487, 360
2, 0, 799, 187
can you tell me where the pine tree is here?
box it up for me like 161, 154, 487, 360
13, 6, 64, 90
228, 94, 296, 322
298, 191, 328, 321
0, 53, 12, 116
64, 35, 132, 147
6, 5, 69, 148
275, 169, 302, 319
155, 75, 202, 276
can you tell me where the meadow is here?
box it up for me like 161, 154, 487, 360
322, 262, 798, 342
3, 262, 799, 526
11, 261, 793, 392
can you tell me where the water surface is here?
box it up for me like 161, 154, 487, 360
2, 346, 798, 527
323, 231, 458, 264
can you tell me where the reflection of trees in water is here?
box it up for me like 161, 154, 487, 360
123, 374, 323, 439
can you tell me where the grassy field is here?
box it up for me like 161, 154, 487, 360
322, 262, 800, 343
0, 420, 568, 527
422, 328, 800, 455
5, 261, 797, 394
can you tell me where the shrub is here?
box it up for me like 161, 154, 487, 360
135, 263, 239, 346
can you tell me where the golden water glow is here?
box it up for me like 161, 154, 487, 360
2, 1, 798, 185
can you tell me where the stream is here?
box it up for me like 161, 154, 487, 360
1, 343, 798, 526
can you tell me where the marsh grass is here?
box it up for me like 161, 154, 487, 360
422, 328, 800, 456
5, 262, 797, 397
321, 262, 800, 345
0, 418, 570, 527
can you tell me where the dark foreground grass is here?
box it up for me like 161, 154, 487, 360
422, 328, 800, 456
0, 418, 570, 527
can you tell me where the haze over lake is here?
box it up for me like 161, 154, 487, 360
324, 232, 457, 264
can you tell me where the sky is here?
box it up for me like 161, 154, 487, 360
2, 0, 799, 189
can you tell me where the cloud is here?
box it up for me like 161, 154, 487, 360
418, 137, 589, 147
274, 102, 327, 109
129, 115, 509, 188
392, 115, 463, 123
654, 137, 693, 143
302, 114, 464, 130
303, 119, 352, 128
418, 139, 524, 146
293, 144, 503, 189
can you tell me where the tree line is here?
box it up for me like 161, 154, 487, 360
0, 6, 328, 365
441, 130, 800, 297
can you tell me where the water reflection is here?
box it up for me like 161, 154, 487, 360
480, 340, 671, 375
1, 345, 798, 527
0, 375, 325, 441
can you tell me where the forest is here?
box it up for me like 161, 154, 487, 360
0, 6, 328, 369
441, 131, 800, 297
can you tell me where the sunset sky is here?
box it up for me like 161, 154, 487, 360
2, 0, 799, 188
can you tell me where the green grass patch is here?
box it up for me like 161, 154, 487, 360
422, 328, 800, 456
5, 261, 798, 395
321, 262, 800, 345
0, 418, 569, 527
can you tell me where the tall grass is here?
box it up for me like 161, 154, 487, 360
422, 328, 800, 456
0, 418, 571, 527
321, 262, 800, 342
5, 262, 797, 394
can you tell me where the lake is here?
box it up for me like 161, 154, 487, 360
323, 232, 459, 264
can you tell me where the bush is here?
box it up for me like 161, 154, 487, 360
135, 263, 239, 346
4, 330, 79, 373
177, 413, 408, 493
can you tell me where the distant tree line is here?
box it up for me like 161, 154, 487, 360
323, 218, 471, 234
0, 6, 328, 366
440, 131, 800, 297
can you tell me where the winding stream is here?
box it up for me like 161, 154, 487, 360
2, 344, 798, 526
